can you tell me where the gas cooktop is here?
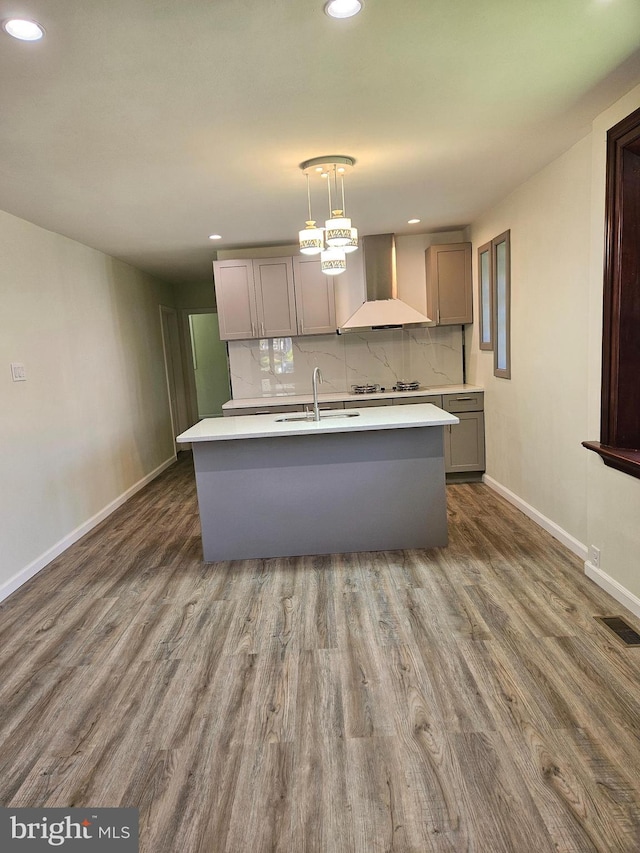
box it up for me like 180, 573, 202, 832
350, 381, 423, 395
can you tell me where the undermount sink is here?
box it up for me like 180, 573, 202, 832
275, 411, 361, 423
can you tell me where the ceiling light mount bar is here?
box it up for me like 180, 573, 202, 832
299, 155, 355, 175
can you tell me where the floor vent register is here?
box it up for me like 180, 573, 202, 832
595, 616, 640, 646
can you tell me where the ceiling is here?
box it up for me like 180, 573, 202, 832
1, 0, 639, 286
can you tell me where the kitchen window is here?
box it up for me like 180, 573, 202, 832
478, 230, 511, 379
478, 241, 493, 350
492, 230, 511, 379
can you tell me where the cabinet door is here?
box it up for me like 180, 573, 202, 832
442, 392, 484, 413
213, 260, 258, 340
302, 401, 345, 414
393, 394, 443, 407
425, 243, 472, 325
252, 257, 297, 338
224, 403, 305, 417
444, 412, 486, 472
344, 398, 393, 408
293, 257, 336, 335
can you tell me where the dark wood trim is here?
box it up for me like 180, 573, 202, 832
583, 441, 640, 480
477, 241, 493, 351
584, 106, 640, 477
600, 106, 640, 448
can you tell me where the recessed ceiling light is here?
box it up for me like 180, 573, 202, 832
2, 18, 45, 41
408, 218, 421, 225
324, 0, 363, 20
208, 234, 222, 240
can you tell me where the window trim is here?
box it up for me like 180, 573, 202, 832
583, 105, 640, 480
492, 230, 511, 379
477, 241, 493, 351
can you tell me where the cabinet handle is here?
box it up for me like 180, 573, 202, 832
251, 322, 256, 337
437, 308, 440, 324
260, 322, 265, 337
300, 320, 304, 334
456, 396, 473, 401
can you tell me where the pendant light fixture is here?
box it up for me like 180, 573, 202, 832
298, 174, 324, 255
299, 155, 358, 276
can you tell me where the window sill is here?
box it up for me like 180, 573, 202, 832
582, 441, 640, 480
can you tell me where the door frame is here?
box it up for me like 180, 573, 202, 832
160, 305, 189, 453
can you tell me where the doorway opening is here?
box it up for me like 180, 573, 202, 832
160, 305, 189, 454
182, 310, 231, 421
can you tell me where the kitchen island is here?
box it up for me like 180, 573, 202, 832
176, 403, 459, 562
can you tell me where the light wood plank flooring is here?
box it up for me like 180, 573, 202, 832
2, 452, 640, 851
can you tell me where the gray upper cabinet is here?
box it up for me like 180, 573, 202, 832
213, 259, 258, 340
425, 242, 473, 325
292, 256, 336, 335
250, 257, 297, 338
214, 257, 297, 340
214, 256, 334, 340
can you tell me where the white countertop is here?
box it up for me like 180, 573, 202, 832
221, 383, 483, 410
177, 403, 459, 443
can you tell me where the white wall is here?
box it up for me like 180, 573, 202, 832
0, 209, 176, 598
467, 82, 640, 608
584, 85, 640, 606
468, 135, 592, 547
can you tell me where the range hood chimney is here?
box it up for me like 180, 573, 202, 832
338, 233, 431, 332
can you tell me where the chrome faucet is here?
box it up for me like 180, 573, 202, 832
312, 366, 323, 421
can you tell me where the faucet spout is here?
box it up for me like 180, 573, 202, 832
312, 367, 324, 421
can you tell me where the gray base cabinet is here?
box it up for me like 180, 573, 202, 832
393, 394, 443, 407
223, 389, 486, 478
344, 398, 392, 408
444, 411, 486, 473
223, 403, 304, 417
192, 426, 449, 561
442, 392, 485, 474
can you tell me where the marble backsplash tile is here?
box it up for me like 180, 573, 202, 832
227, 326, 463, 398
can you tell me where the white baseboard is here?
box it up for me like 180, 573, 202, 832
0, 456, 176, 604
483, 474, 640, 620
584, 561, 640, 621
482, 474, 588, 561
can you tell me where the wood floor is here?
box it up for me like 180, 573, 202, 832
2, 453, 640, 852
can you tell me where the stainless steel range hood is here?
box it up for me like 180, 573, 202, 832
338, 233, 431, 332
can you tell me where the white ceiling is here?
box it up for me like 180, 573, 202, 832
1, 0, 639, 286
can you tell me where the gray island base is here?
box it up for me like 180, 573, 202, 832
187, 420, 452, 562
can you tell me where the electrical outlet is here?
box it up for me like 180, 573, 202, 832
589, 545, 601, 569
10, 362, 26, 382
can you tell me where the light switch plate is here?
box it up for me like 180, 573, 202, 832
11, 362, 26, 381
